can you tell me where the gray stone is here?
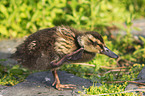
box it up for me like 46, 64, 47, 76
131, 19, 145, 37
137, 66, 145, 80
0, 71, 94, 96
125, 66, 145, 91
125, 66, 145, 95
0, 38, 24, 67
125, 83, 139, 90
113, 19, 145, 37
0, 85, 7, 91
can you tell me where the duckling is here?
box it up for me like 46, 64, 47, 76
12, 26, 118, 90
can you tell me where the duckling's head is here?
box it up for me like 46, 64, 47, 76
77, 32, 118, 58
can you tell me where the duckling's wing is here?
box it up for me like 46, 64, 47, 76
54, 26, 78, 55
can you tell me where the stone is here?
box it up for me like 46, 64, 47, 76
137, 66, 145, 80
125, 66, 145, 95
0, 71, 94, 96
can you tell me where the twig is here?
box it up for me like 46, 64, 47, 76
106, 81, 145, 86
71, 63, 95, 67
101, 66, 127, 69
104, 69, 126, 74
129, 81, 145, 85
139, 86, 145, 88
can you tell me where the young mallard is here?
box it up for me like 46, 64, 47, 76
12, 26, 118, 90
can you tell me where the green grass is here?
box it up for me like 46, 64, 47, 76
61, 56, 144, 95
0, 64, 29, 86
83, 83, 138, 95
0, 0, 145, 39
0, 0, 145, 95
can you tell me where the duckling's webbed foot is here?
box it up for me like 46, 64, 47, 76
50, 47, 84, 68
56, 84, 76, 91
52, 70, 76, 90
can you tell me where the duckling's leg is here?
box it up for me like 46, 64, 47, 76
52, 70, 76, 90
50, 47, 84, 68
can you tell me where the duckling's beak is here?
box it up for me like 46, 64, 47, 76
100, 47, 118, 58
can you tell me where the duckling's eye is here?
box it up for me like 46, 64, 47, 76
104, 47, 109, 52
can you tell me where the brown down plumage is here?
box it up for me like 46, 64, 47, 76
12, 26, 118, 90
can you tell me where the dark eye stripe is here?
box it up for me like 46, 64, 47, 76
98, 44, 104, 49
88, 38, 94, 44
88, 38, 99, 46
